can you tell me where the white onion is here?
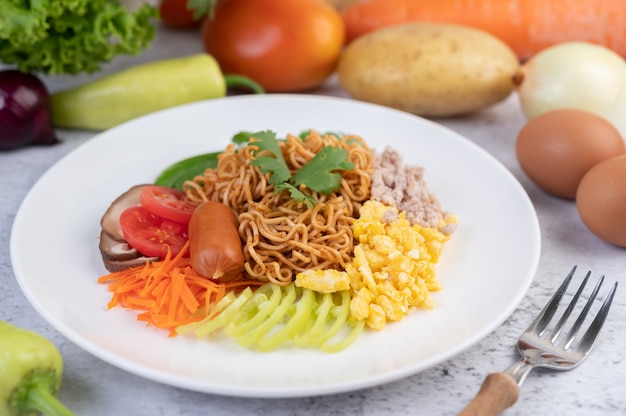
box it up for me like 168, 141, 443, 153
515, 42, 626, 141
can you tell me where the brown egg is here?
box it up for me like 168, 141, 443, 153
576, 154, 626, 248
516, 109, 625, 199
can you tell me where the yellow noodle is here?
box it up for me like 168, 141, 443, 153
184, 131, 373, 285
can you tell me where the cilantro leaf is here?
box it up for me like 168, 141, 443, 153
299, 131, 344, 140
275, 183, 317, 208
293, 146, 355, 194
231, 131, 255, 147
242, 130, 356, 207
248, 131, 292, 185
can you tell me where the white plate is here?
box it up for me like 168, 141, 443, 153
11, 95, 540, 398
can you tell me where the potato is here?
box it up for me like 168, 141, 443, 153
337, 23, 520, 117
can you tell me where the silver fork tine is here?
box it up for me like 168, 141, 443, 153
549, 271, 590, 344
562, 275, 604, 349
527, 266, 576, 337
575, 281, 618, 354
459, 267, 617, 416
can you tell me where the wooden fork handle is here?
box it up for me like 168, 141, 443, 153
457, 372, 520, 416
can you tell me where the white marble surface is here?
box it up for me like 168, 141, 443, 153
2, 26, 625, 416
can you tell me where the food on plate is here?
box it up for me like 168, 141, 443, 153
371, 147, 456, 232
100, 184, 195, 266
337, 23, 519, 117
154, 151, 220, 190
296, 269, 351, 293
299, 198, 455, 331
0, 70, 59, 151
185, 130, 372, 284
292, 147, 456, 329
140, 185, 196, 224
340, 0, 626, 60
99, 185, 160, 271
516, 109, 625, 199
99, 230, 160, 273
348, 200, 454, 330
98, 243, 262, 334
100, 185, 146, 242
118, 185, 194, 258
200, 0, 345, 92
189, 201, 245, 282
119, 205, 189, 258
514, 42, 626, 141
51, 54, 263, 130
576, 155, 626, 248
98, 130, 456, 350
177, 282, 365, 352
0, 321, 74, 416
0, 0, 156, 75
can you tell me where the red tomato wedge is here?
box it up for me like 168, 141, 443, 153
119, 206, 189, 258
140, 185, 196, 224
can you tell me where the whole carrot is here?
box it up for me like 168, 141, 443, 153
341, 0, 626, 60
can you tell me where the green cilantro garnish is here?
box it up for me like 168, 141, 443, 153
248, 131, 293, 186
236, 130, 355, 208
292, 146, 355, 192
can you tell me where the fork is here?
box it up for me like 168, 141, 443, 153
458, 266, 618, 416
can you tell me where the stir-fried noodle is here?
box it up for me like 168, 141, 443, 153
184, 131, 373, 285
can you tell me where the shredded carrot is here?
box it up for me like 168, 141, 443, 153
97, 241, 263, 336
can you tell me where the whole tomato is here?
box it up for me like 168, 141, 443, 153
201, 0, 345, 92
159, 0, 199, 28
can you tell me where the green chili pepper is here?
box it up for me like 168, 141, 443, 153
50, 54, 264, 131
154, 151, 219, 190
154, 132, 255, 189
0, 321, 74, 416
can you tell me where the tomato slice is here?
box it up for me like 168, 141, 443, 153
140, 185, 196, 224
119, 206, 189, 258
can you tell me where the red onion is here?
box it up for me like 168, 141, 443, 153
0, 70, 58, 150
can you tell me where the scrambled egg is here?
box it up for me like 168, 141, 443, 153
295, 200, 456, 330
295, 269, 350, 293
347, 200, 456, 329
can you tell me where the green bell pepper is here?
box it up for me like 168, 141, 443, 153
0, 321, 74, 416
154, 151, 219, 190
50, 53, 264, 131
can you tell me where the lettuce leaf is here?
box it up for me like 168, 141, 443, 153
0, 0, 157, 75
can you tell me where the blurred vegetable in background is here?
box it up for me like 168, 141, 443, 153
51, 54, 263, 130
341, 0, 626, 61
338, 23, 519, 117
159, 0, 202, 27
0, 321, 74, 416
0, 0, 157, 75
321, 0, 360, 10
514, 42, 626, 141
196, 0, 345, 92
0, 70, 58, 150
